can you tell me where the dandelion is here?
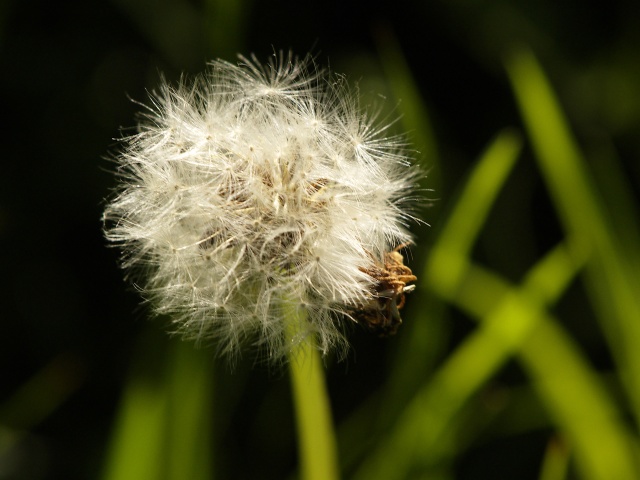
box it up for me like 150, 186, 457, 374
103, 52, 421, 362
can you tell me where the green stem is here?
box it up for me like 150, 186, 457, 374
285, 302, 340, 480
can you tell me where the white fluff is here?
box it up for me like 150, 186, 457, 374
104, 53, 421, 362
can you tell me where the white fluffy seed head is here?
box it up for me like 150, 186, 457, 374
104, 52, 421, 363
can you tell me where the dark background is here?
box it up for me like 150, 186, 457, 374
2, 0, 640, 478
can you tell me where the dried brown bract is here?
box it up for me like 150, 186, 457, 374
351, 245, 417, 336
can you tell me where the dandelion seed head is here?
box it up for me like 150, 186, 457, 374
104, 52, 421, 362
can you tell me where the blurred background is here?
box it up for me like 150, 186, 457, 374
2, 0, 640, 479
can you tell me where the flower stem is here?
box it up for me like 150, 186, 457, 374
285, 303, 340, 480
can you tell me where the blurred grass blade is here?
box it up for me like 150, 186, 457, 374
110, 0, 204, 69
353, 242, 585, 480
517, 315, 640, 479
0, 355, 85, 463
506, 47, 640, 422
590, 138, 640, 273
165, 340, 214, 480
371, 31, 450, 423
101, 361, 168, 480
204, 0, 248, 59
0, 354, 84, 431
538, 437, 570, 480
459, 266, 639, 479
286, 303, 339, 480
102, 334, 214, 480
375, 27, 439, 176
426, 128, 522, 297
458, 252, 639, 479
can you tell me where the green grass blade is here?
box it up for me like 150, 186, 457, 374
538, 437, 570, 480
590, 140, 640, 270
518, 316, 640, 479
165, 340, 214, 480
101, 364, 168, 480
203, 0, 248, 59
369, 33, 449, 425
0, 354, 84, 431
110, 0, 204, 69
426, 128, 522, 297
101, 334, 215, 480
457, 266, 639, 479
455, 245, 639, 478
506, 48, 640, 422
375, 28, 439, 172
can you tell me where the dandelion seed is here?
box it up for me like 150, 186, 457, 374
103, 52, 422, 362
